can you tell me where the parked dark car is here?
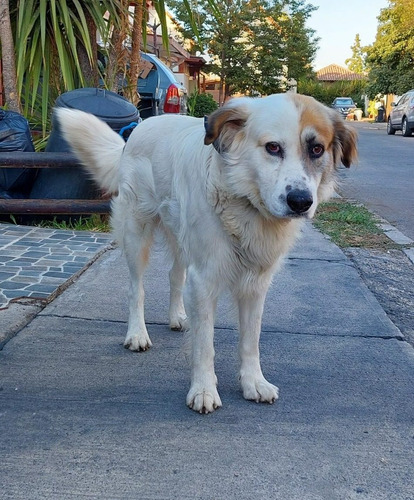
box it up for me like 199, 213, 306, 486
387, 90, 414, 137
331, 97, 356, 119
138, 52, 188, 119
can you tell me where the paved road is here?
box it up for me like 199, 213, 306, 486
339, 122, 414, 240
336, 122, 414, 346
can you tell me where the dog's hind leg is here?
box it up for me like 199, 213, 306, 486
123, 221, 155, 351
160, 225, 188, 331
237, 289, 279, 404
169, 256, 188, 331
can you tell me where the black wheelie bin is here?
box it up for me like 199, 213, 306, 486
29, 88, 140, 204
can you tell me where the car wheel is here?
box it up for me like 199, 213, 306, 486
402, 117, 412, 137
387, 118, 396, 135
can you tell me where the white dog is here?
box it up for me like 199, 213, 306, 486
57, 93, 357, 413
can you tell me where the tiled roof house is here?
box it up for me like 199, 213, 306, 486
317, 64, 366, 82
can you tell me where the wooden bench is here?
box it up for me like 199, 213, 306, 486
0, 152, 110, 215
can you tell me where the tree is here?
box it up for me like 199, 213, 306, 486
282, 0, 318, 81
345, 34, 366, 74
169, 0, 318, 101
238, 1, 317, 95
207, 0, 255, 101
365, 0, 414, 97
172, 0, 255, 102
0, 0, 20, 112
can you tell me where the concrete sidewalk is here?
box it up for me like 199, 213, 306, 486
1, 222, 413, 500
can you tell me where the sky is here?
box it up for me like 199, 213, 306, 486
307, 0, 390, 70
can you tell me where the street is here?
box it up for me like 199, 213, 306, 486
334, 121, 414, 346
339, 121, 414, 240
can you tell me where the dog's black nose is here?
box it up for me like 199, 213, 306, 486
286, 189, 313, 214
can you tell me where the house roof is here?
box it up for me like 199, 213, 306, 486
316, 64, 365, 81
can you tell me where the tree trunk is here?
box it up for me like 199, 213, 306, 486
0, 0, 21, 112
78, 9, 99, 87
106, 0, 129, 93
218, 49, 226, 106
126, 1, 143, 106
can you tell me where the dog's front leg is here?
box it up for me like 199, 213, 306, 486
238, 289, 279, 404
185, 267, 222, 413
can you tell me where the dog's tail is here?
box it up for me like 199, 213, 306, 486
56, 108, 125, 195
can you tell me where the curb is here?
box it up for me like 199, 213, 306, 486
378, 221, 414, 265
332, 194, 414, 265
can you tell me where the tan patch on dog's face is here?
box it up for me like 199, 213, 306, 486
290, 94, 335, 148
288, 93, 358, 169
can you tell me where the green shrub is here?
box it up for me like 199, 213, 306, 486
297, 78, 367, 109
188, 91, 218, 117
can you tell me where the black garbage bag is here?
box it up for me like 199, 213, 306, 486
0, 109, 36, 198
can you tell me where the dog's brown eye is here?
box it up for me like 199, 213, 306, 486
310, 144, 324, 158
266, 142, 283, 156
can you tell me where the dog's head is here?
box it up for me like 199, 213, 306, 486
204, 93, 357, 219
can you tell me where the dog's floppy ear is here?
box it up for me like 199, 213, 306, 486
332, 115, 358, 168
204, 103, 248, 152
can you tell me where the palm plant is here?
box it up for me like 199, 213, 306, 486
14, 0, 121, 134
2, 0, 202, 140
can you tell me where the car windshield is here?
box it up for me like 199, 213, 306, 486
335, 98, 353, 105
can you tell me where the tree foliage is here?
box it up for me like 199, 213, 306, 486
345, 34, 367, 74
169, 0, 318, 101
365, 0, 414, 97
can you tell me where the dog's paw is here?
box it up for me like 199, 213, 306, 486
124, 332, 152, 352
240, 375, 279, 404
169, 313, 188, 332
186, 384, 222, 414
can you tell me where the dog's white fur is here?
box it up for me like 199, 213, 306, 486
57, 93, 357, 413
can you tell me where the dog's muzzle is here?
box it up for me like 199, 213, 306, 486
286, 189, 313, 215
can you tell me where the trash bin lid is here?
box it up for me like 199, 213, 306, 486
55, 88, 139, 129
